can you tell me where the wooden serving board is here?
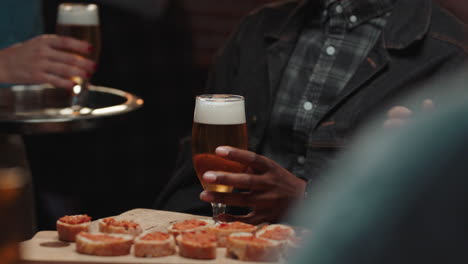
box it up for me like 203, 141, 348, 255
20, 209, 279, 264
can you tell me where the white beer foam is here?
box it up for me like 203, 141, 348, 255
57, 4, 99, 25
194, 96, 245, 125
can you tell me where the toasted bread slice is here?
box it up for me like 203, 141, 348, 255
134, 231, 176, 258
176, 230, 217, 260
208, 221, 257, 247
75, 232, 134, 256
56, 214, 92, 242
167, 218, 214, 237
98, 217, 142, 237
256, 224, 295, 244
256, 224, 296, 257
226, 232, 281, 262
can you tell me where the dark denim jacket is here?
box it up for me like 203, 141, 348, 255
154, 0, 468, 214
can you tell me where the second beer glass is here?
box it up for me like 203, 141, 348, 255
192, 95, 248, 222
56, 3, 101, 112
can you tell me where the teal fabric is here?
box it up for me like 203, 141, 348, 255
0, 0, 43, 49
0, 0, 43, 86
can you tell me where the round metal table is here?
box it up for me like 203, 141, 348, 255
0, 84, 144, 134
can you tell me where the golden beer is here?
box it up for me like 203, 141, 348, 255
56, 24, 101, 63
192, 123, 248, 192
192, 95, 248, 194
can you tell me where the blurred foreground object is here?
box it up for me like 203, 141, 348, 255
288, 66, 468, 264
0, 168, 27, 264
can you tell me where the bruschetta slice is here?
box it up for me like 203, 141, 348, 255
176, 230, 217, 260
75, 232, 134, 256
134, 231, 176, 258
56, 214, 92, 242
98, 217, 142, 237
226, 232, 281, 262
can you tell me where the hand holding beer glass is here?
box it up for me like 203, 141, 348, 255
56, 3, 100, 112
192, 95, 248, 222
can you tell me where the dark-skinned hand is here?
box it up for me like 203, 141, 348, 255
200, 146, 306, 224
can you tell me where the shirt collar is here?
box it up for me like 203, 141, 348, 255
322, 0, 395, 29
382, 0, 432, 49
265, 0, 432, 51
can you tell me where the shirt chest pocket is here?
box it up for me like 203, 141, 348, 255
307, 94, 366, 150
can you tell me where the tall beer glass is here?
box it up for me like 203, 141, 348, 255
192, 95, 248, 222
56, 3, 101, 112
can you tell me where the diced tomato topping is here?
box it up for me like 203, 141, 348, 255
259, 226, 292, 240
140, 231, 170, 241
181, 231, 216, 246
79, 232, 125, 242
232, 235, 271, 245
217, 221, 254, 230
102, 217, 140, 229
172, 219, 208, 230
59, 214, 91, 224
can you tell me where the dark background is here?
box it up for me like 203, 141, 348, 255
26, 0, 276, 230
23, 0, 466, 230
26, 0, 197, 230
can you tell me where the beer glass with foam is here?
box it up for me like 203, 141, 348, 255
192, 95, 248, 222
56, 3, 101, 111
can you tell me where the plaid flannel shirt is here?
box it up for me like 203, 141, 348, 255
261, 0, 393, 178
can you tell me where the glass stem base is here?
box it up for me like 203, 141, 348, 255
211, 202, 226, 223
71, 79, 90, 112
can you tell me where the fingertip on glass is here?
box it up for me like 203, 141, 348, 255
200, 191, 213, 202
203, 172, 217, 182
216, 146, 230, 156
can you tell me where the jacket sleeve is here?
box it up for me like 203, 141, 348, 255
204, 15, 256, 95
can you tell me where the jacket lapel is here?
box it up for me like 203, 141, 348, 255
315, 42, 390, 130
245, 0, 312, 151
265, 38, 296, 99
315, 0, 432, 129
263, 0, 318, 111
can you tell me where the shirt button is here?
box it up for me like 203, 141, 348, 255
297, 156, 305, 165
335, 5, 343, 14
303, 101, 313, 111
349, 15, 358, 23
326, 46, 336, 56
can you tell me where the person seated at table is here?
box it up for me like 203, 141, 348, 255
286, 65, 468, 264
153, 0, 468, 224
